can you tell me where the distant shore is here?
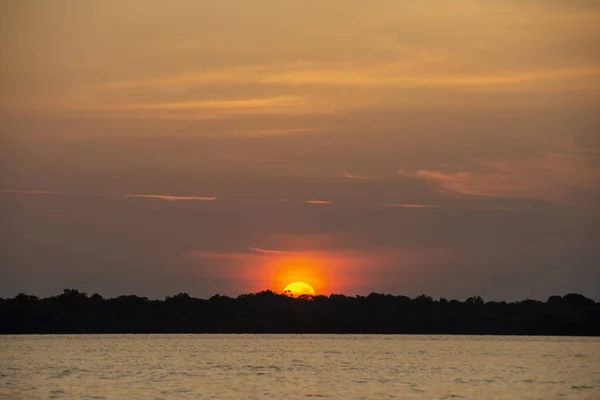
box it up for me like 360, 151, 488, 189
2, 290, 598, 336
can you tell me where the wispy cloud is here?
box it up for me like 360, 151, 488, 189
472, 207, 542, 213
222, 128, 319, 137
305, 200, 333, 205
4, 0, 600, 119
399, 152, 600, 205
378, 203, 447, 209
123, 194, 218, 201
0, 190, 218, 203
377, 203, 543, 212
102, 63, 600, 91
90, 96, 302, 111
343, 172, 380, 181
248, 247, 288, 255
0, 189, 60, 195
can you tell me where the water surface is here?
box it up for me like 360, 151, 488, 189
1, 335, 599, 399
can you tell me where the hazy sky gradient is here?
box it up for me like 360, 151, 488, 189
1, 0, 599, 300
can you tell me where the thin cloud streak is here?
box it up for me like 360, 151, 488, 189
102, 63, 600, 91
248, 247, 288, 255
0, 189, 61, 195
473, 207, 543, 213
82, 96, 302, 111
378, 203, 448, 209
123, 194, 218, 201
343, 172, 380, 181
223, 128, 320, 138
377, 203, 542, 212
0, 190, 545, 212
305, 200, 333, 205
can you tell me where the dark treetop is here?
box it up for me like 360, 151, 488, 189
2, 290, 599, 335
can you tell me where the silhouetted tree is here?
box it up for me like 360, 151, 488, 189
0, 289, 598, 335
466, 296, 484, 305
415, 294, 434, 304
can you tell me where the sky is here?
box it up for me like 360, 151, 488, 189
1, 0, 599, 301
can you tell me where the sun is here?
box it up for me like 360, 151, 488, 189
284, 281, 316, 297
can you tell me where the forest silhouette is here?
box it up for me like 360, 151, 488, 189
1, 290, 598, 335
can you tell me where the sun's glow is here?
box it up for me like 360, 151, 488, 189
284, 281, 316, 297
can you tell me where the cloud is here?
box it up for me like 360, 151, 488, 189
472, 207, 542, 213
3, 0, 600, 119
248, 247, 288, 255
399, 151, 600, 205
61, 96, 307, 120
377, 203, 542, 212
89, 96, 302, 111
378, 203, 448, 209
343, 172, 380, 181
101, 62, 600, 92
221, 128, 319, 137
1, 190, 219, 203
0, 189, 60, 195
44, 61, 598, 121
305, 200, 332, 205
123, 194, 217, 201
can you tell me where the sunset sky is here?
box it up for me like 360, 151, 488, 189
1, 0, 599, 300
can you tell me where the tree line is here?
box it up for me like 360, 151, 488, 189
1, 290, 598, 335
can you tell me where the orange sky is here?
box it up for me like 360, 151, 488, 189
1, 1, 599, 300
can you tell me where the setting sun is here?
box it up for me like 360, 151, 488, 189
284, 281, 316, 297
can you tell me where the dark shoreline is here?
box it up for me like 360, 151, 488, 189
0, 332, 600, 339
2, 290, 598, 336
